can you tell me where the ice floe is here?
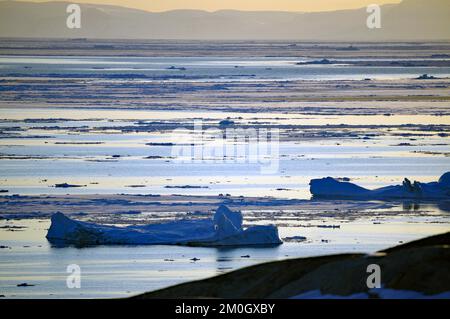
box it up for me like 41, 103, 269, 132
310, 172, 450, 200
46, 204, 282, 246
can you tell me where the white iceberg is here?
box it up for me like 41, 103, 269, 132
46, 205, 282, 246
310, 172, 450, 200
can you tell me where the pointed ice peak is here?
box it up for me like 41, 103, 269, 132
213, 205, 243, 239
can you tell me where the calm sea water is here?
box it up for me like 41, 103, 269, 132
0, 108, 449, 198
0, 55, 449, 298
1, 56, 450, 81
1, 213, 449, 299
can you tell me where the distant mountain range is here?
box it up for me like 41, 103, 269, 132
0, 0, 449, 40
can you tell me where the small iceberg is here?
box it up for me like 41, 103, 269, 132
416, 74, 437, 80
46, 205, 282, 246
296, 58, 333, 65
310, 172, 450, 200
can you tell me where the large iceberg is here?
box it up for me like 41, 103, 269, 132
46, 205, 282, 246
310, 172, 450, 200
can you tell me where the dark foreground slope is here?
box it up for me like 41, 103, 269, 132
133, 232, 450, 298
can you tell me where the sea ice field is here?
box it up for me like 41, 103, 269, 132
0, 40, 449, 298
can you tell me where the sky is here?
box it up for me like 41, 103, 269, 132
21, 0, 402, 12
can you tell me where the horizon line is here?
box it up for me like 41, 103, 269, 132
3, 0, 400, 14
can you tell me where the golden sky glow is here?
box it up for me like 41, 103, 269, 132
23, 0, 402, 12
